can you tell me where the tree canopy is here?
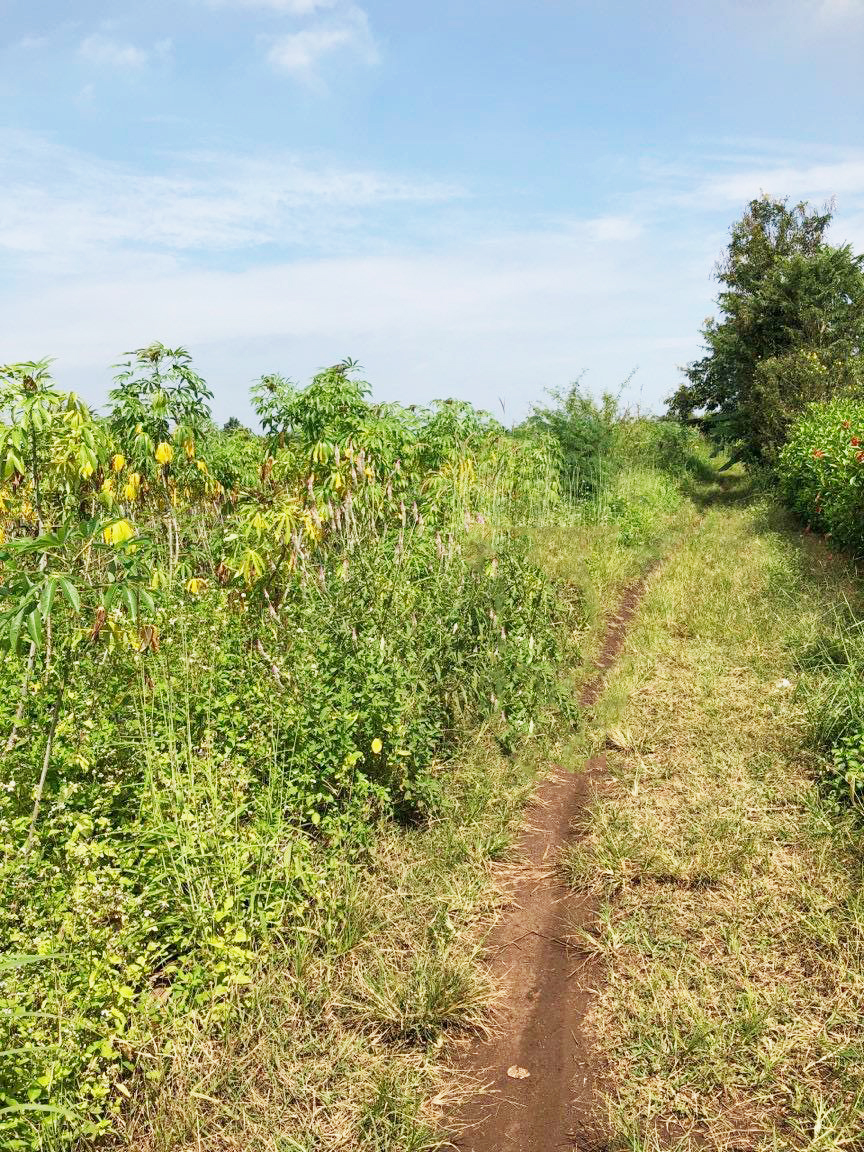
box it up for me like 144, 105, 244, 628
668, 197, 864, 462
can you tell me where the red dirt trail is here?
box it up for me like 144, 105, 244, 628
451, 574, 653, 1152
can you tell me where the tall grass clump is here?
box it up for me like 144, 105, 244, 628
522, 382, 703, 556
0, 352, 573, 1149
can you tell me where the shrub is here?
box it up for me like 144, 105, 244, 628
0, 352, 574, 1149
778, 394, 864, 554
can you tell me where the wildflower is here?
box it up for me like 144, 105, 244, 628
111, 453, 126, 473
155, 442, 174, 465
843, 420, 851, 429
371, 738, 383, 755
856, 452, 864, 463
103, 519, 135, 546
852, 437, 861, 446
812, 449, 825, 458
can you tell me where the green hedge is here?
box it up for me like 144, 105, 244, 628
778, 396, 864, 554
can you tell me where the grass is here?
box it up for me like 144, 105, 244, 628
97, 469, 692, 1152
105, 731, 536, 1151
563, 471, 864, 1150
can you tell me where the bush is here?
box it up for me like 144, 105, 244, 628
778, 394, 864, 554
0, 354, 574, 1148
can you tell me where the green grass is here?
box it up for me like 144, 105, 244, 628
95, 468, 691, 1152
563, 473, 864, 1150
106, 732, 539, 1151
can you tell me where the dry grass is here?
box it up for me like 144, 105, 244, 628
563, 481, 864, 1150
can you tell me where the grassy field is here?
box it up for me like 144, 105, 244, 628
564, 471, 864, 1150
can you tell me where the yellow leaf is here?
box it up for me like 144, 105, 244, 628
111, 453, 126, 473
123, 473, 141, 502
155, 442, 174, 465
103, 519, 136, 546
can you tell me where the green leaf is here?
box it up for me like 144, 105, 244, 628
57, 578, 81, 613
121, 585, 138, 623
39, 577, 57, 621
26, 608, 43, 649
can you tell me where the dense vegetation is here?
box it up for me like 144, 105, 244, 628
0, 348, 694, 1149
669, 196, 864, 464
668, 194, 864, 811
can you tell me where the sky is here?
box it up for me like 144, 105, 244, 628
2, 0, 864, 426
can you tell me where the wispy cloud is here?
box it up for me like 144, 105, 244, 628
705, 159, 864, 206
15, 34, 51, 51
0, 130, 462, 267
79, 34, 151, 70
266, 5, 378, 82
4, 135, 863, 423
632, 142, 864, 234
807, 0, 864, 18
208, 0, 340, 10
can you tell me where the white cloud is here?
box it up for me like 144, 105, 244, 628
266, 6, 378, 81
808, 0, 864, 17
0, 131, 462, 266
698, 158, 864, 207
584, 215, 644, 243
79, 34, 150, 70
5, 136, 864, 424
1, 238, 696, 423
15, 35, 50, 50
209, 0, 340, 10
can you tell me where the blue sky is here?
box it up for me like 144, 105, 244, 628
3, 0, 864, 425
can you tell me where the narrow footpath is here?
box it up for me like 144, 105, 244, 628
450, 475, 864, 1151
452, 570, 663, 1152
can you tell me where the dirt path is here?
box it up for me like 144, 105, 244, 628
451, 572, 657, 1152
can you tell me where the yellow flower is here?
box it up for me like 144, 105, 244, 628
111, 453, 126, 473
155, 442, 174, 465
371, 738, 383, 755
103, 519, 135, 546
123, 472, 141, 502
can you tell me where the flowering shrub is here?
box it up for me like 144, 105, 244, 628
778, 395, 864, 554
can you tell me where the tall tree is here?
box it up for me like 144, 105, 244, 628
669, 197, 864, 461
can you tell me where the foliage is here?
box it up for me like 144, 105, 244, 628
0, 347, 581, 1149
522, 382, 617, 495
525, 381, 703, 500
777, 394, 864, 554
669, 197, 864, 463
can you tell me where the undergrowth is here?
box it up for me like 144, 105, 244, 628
0, 352, 696, 1149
